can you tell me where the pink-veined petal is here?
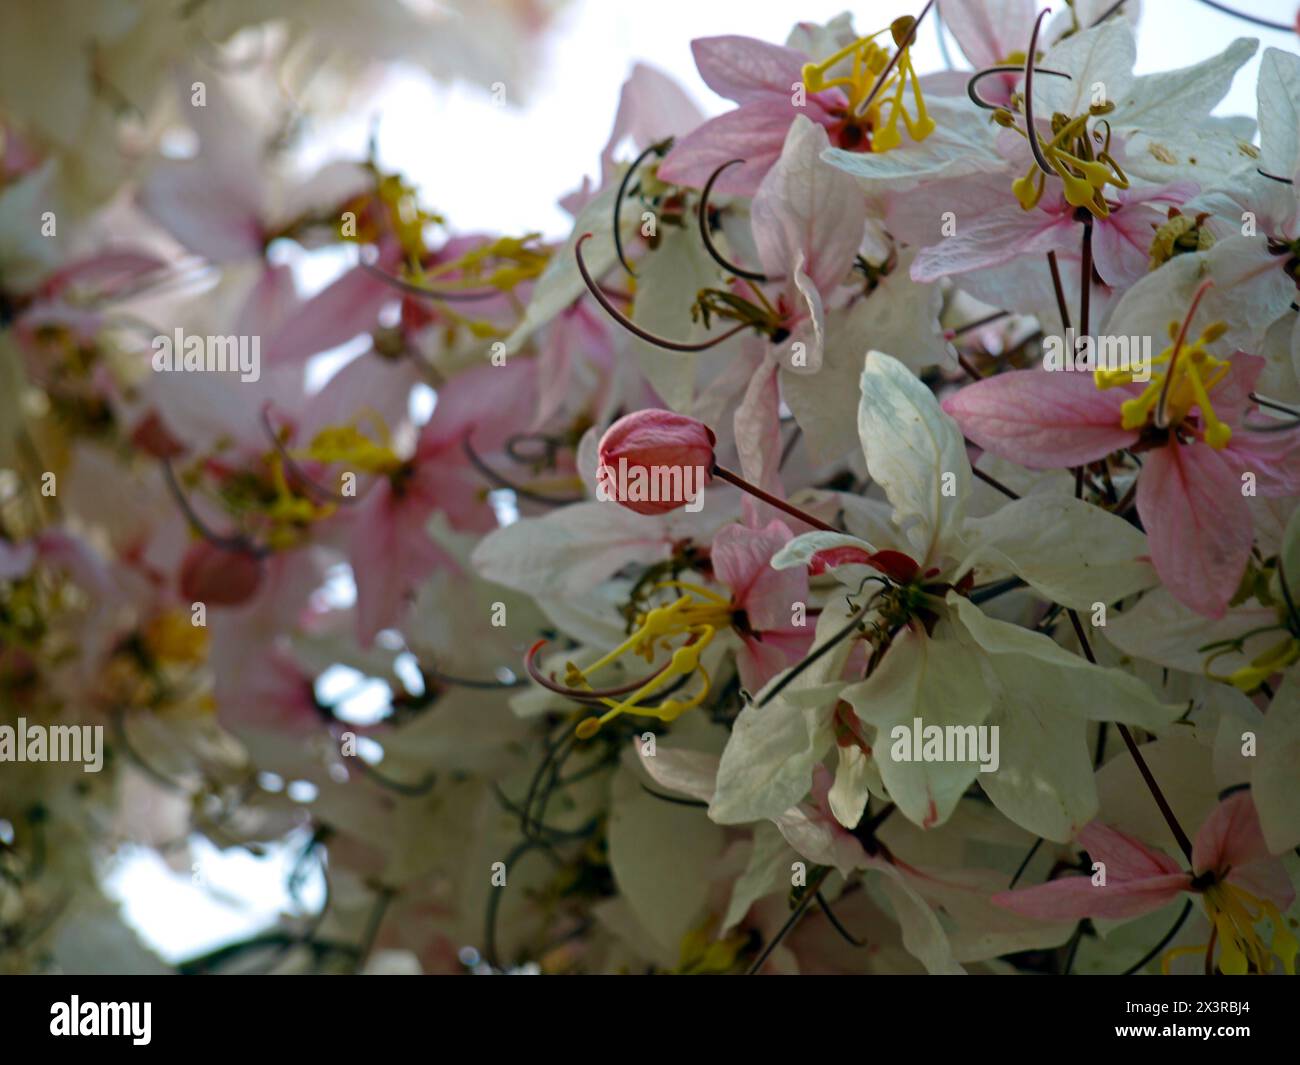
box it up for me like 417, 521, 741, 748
992, 872, 1188, 921
691, 35, 810, 103
1193, 791, 1277, 878
938, 0, 1036, 70
1137, 440, 1254, 619
1078, 821, 1186, 880
658, 104, 804, 195
941, 370, 1134, 468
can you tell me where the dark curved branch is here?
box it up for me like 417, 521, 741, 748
574, 233, 752, 352
1023, 10, 1056, 177
612, 140, 671, 277
461, 432, 584, 505
966, 66, 1070, 111
698, 161, 770, 282
1120, 898, 1194, 975
261, 402, 361, 505
359, 259, 502, 302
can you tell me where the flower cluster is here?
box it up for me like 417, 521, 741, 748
0, 0, 1297, 977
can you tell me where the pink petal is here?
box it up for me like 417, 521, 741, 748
751, 117, 865, 305
911, 204, 1073, 282
420, 357, 537, 454
691, 35, 810, 103
711, 520, 806, 631
941, 370, 1135, 468
658, 104, 802, 195
1223, 431, 1300, 496
938, 0, 1036, 70
1227, 858, 1297, 911
598, 63, 705, 185
736, 630, 808, 693
349, 482, 458, 646
1137, 441, 1254, 619
992, 873, 1188, 921
1193, 791, 1276, 879
1089, 183, 1196, 288
1090, 213, 1153, 289
265, 262, 394, 369
1078, 821, 1186, 880
733, 358, 783, 503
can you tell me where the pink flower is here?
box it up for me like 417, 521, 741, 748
343, 358, 537, 644
710, 521, 813, 691
909, 182, 1197, 289
992, 792, 1297, 975
178, 540, 263, 607
942, 347, 1300, 619
596, 410, 716, 515
659, 26, 936, 197
657, 35, 854, 197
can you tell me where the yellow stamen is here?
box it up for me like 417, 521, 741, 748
676, 920, 750, 974
1162, 883, 1298, 974
1226, 636, 1300, 692
569, 593, 733, 737
1008, 111, 1128, 217
800, 28, 934, 152
1096, 284, 1233, 449
299, 409, 403, 475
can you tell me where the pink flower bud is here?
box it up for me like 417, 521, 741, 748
596, 410, 716, 515
179, 541, 263, 606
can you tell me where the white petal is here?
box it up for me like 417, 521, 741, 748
958, 495, 1157, 609
859, 350, 970, 563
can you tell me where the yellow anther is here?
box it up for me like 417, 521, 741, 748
1013, 169, 1044, 210
301, 410, 403, 474
1226, 636, 1300, 692
800, 27, 935, 152
1008, 107, 1128, 217
567, 593, 730, 737
1162, 882, 1297, 975
421, 233, 548, 295
1097, 300, 1234, 449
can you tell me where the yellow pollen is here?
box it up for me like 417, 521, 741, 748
1163, 883, 1298, 975
569, 585, 732, 738
1009, 111, 1129, 218
676, 919, 750, 974
299, 409, 403, 475
1225, 635, 1300, 692
417, 233, 548, 295
801, 23, 935, 152
1095, 318, 1233, 449
143, 609, 209, 665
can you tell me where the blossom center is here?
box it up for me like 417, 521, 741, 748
1007, 108, 1129, 218
1163, 882, 1299, 975
1094, 300, 1233, 450
569, 583, 734, 738
801, 22, 935, 154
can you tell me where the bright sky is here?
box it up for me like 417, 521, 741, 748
358, 0, 1297, 237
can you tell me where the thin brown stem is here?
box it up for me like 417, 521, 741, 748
1047, 250, 1072, 333
699, 161, 770, 282
575, 233, 752, 352
971, 465, 1021, 500
1067, 609, 1194, 862
711, 464, 837, 532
